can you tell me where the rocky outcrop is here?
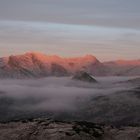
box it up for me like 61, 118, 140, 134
0, 118, 139, 140
72, 71, 97, 83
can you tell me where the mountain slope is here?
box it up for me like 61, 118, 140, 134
72, 71, 98, 83
103, 59, 140, 76
0, 52, 104, 78
0, 52, 140, 78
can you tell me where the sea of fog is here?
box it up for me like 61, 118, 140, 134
0, 76, 136, 112
0, 77, 140, 124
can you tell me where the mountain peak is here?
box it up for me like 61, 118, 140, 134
84, 54, 97, 60
25, 51, 45, 55
72, 71, 97, 83
0, 52, 102, 78
80, 54, 99, 64
24, 51, 47, 58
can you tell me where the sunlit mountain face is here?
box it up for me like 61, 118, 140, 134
0, 52, 140, 78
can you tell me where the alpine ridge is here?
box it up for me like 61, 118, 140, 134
0, 52, 104, 78
0, 52, 140, 78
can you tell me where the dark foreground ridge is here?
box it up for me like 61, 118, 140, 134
0, 118, 140, 140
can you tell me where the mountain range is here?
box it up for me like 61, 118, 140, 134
0, 52, 140, 78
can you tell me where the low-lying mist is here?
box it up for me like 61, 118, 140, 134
0, 77, 133, 111
0, 77, 96, 112
0, 76, 139, 124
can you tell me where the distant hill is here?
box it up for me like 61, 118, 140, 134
104, 59, 140, 76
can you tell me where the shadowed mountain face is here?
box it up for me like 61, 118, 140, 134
0, 52, 140, 78
104, 60, 140, 76
72, 71, 97, 83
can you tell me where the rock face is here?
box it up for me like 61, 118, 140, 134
0, 52, 140, 78
0, 119, 104, 140
72, 71, 97, 83
0, 118, 139, 140
51, 63, 68, 76
0, 52, 104, 78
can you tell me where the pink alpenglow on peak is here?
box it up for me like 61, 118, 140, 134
0, 52, 102, 78
0, 52, 140, 78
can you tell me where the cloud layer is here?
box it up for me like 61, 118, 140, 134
0, 77, 133, 112
0, 20, 140, 61
0, 0, 140, 29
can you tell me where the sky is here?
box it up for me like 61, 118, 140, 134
0, 0, 140, 61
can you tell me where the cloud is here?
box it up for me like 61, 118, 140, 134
0, 0, 140, 29
0, 76, 132, 112
0, 76, 139, 125
0, 20, 140, 61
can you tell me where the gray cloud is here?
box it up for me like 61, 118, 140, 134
0, 20, 140, 61
0, 0, 139, 61
0, 0, 140, 29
